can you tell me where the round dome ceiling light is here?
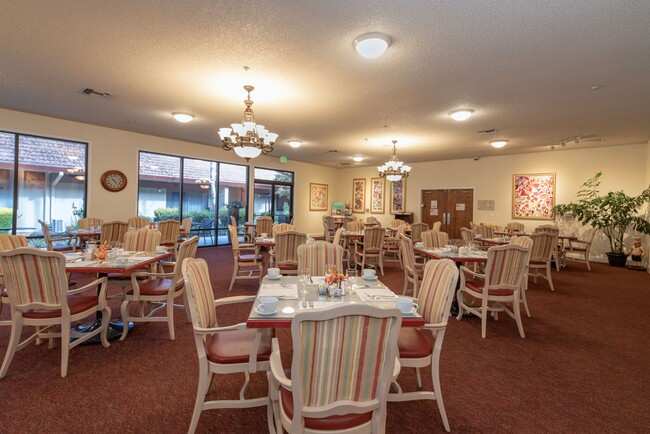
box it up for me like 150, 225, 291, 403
449, 109, 474, 121
352, 155, 364, 162
172, 112, 194, 123
354, 32, 391, 59
490, 140, 508, 149
288, 140, 302, 148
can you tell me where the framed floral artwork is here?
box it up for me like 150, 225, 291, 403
390, 179, 406, 214
352, 178, 366, 213
309, 183, 328, 211
512, 173, 556, 219
370, 177, 385, 214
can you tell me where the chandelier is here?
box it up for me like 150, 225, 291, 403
195, 178, 211, 189
377, 140, 411, 182
218, 85, 278, 161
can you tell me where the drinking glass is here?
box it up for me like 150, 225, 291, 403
345, 268, 358, 294
299, 267, 310, 294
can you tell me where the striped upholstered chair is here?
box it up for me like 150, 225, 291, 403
409, 222, 429, 243
271, 231, 307, 274
534, 224, 562, 271
127, 216, 149, 229
269, 304, 401, 434
119, 236, 199, 341
255, 216, 273, 238
297, 241, 344, 277
354, 226, 386, 275
272, 223, 294, 238
528, 232, 558, 292
77, 217, 103, 231
399, 234, 424, 297
0, 234, 28, 324
228, 225, 263, 291
38, 219, 76, 252
389, 258, 459, 432
157, 219, 180, 252
421, 230, 449, 249
508, 236, 534, 317
0, 248, 111, 378
182, 258, 274, 434
506, 222, 525, 232
99, 221, 128, 245
124, 228, 161, 252
457, 244, 531, 338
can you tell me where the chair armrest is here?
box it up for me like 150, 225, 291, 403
459, 265, 484, 279
392, 357, 401, 381
214, 295, 257, 307
569, 240, 591, 249
270, 337, 292, 390
193, 322, 248, 335
68, 277, 109, 308
131, 270, 175, 279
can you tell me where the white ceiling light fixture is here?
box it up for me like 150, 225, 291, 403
449, 109, 474, 121
195, 178, 211, 189
352, 155, 364, 162
218, 85, 278, 162
490, 140, 508, 148
354, 32, 391, 59
377, 140, 411, 182
288, 140, 302, 148
172, 112, 194, 123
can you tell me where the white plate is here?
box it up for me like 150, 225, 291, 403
267, 275, 282, 280
255, 306, 278, 316
400, 307, 417, 315
363, 276, 378, 281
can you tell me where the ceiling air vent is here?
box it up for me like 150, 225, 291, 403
81, 88, 111, 100
477, 128, 497, 134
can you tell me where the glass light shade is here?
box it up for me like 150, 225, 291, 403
266, 133, 279, 142
490, 140, 508, 148
288, 140, 302, 148
377, 165, 387, 172
172, 112, 194, 123
352, 155, 364, 162
354, 33, 391, 59
218, 128, 232, 140
386, 174, 402, 182
402, 165, 412, 172
449, 109, 474, 121
234, 146, 262, 159
243, 122, 255, 133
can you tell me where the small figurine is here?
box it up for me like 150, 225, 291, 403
628, 237, 645, 270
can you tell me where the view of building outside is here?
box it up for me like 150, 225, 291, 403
253, 167, 293, 223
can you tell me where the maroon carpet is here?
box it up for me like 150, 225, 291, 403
0, 247, 648, 433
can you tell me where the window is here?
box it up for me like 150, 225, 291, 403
253, 167, 294, 224
0, 131, 88, 246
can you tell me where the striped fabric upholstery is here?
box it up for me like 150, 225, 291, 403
535, 224, 559, 235
484, 245, 530, 288
506, 222, 525, 232
124, 229, 161, 251
421, 230, 449, 248
158, 220, 180, 246
0, 235, 28, 250
432, 221, 442, 231
181, 217, 193, 233
272, 223, 294, 237
390, 219, 406, 228
77, 217, 103, 230
297, 241, 343, 276
127, 217, 149, 229
417, 259, 459, 325
345, 221, 362, 232
476, 224, 496, 238
410, 223, 429, 243
362, 227, 385, 253
509, 235, 533, 249
530, 232, 556, 263
99, 221, 128, 244
183, 258, 217, 329
256, 216, 273, 237
0, 249, 65, 306
274, 231, 307, 269
297, 314, 398, 406
400, 235, 416, 272
460, 227, 474, 245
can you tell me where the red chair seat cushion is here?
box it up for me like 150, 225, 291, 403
205, 328, 273, 364
279, 369, 373, 430
278, 263, 298, 271
22, 295, 99, 319
465, 279, 514, 296
530, 260, 548, 265
125, 278, 182, 296
397, 328, 432, 359
239, 254, 263, 262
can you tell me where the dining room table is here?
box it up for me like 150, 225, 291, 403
65, 249, 172, 342
246, 275, 425, 328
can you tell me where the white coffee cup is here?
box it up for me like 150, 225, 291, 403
267, 267, 280, 279
116, 257, 129, 266
259, 296, 278, 314
156, 246, 167, 253
363, 269, 376, 279
396, 296, 418, 314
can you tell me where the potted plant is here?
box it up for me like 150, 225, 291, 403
552, 172, 650, 266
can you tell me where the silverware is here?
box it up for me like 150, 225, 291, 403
370, 295, 397, 300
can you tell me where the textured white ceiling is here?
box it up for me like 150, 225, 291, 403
1, 0, 649, 167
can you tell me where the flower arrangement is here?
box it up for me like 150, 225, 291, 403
326, 273, 345, 287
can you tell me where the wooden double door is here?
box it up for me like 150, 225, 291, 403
421, 189, 474, 240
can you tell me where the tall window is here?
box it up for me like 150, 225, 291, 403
0, 131, 87, 246
137, 151, 248, 246
253, 167, 294, 223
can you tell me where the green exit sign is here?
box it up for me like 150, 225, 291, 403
280, 156, 288, 163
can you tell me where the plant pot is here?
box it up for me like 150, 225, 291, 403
606, 252, 628, 267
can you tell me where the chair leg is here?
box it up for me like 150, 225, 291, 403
432, 352, 450, 432
100, 306, 111, 348
455, 290, 464, 321
513, 296, 525, 338
119, 300, 130, 341
546, 264, 555, 291
189, 361, 209, 434
61, 323, 71, 378
166, 297, 175, 340
229, 264, 238, 291
0, 317, 23, 379
520, 286, 531, 318
481, 299, 488, 338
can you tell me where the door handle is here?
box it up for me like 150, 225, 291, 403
447, 212, 451, 225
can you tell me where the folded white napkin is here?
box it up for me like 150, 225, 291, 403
356, 287, 397, 302
68, 260, 98, 267
258, 284, 298, 299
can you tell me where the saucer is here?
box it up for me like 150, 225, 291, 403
267, 275, 282, 280
363, 275, 378, 281
255, 306, 278, 316
399, 307, 417, 315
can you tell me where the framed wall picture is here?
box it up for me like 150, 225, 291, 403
370, 177, 385, 214
512, 173, 556, 219
352, 178, 366, 213
390, 179, 406, 214
309, 183, 328, 211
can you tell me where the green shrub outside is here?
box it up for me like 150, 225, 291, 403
0, 208, 13, 234
153, 208, 242, 226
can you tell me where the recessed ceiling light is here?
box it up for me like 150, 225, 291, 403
352, 155, 364, 162
172, 112, 194, 123
353, 32, 391, 59
490, 140, 508, 148
449, 109, 474, 121
288, 140, 302, 148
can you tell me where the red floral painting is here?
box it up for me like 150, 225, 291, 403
352, 178, 365, 213
512, 173, 556, 219
370, 177, 385, 214
390, 179, 406, 214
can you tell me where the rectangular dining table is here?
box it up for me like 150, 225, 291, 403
247, 275, 424, 328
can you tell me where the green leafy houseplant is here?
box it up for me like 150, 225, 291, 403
552, 172, 650, 265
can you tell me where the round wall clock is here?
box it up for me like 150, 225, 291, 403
100, 170, 127, 192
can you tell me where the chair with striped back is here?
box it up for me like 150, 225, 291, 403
528, 232, 558, 292
390, 219, 406, 228
124, 228, 161, 252
332, 227, 352, 267
410, 222, 429, 243
272, 223, 294, 238
127, 216, 149, 229
564, 228, 597, 271
383, 224, 405, 270
508, 236, 534, 317
228, 225, 263, 291
119, 236, 199, 341
457, 243, 531, 338
476, 224, 496, 239
38, 219, 76, 252
157, 219, 180, 251
0, 235, 28, 324
534, 224, 562, 271
77, 217, 103, 231
322, 215, 336, 240
389, 258, 459, 432
421, 230, 449, 249
345, 220, 362, 232
180, 217, 193, 241
99, 221, 128, 246
354, 226, 386, 275
256, 216, 273, 238
297, 241, 343, 277
271, 231, 307, 275
432, 221, 442, 231
506, 222, 525, 232
0, 248, 111, 378
182, 258, 274, 434
229, 216, 248, 244
269, 304, 401, 434
399, 234, 424, 297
